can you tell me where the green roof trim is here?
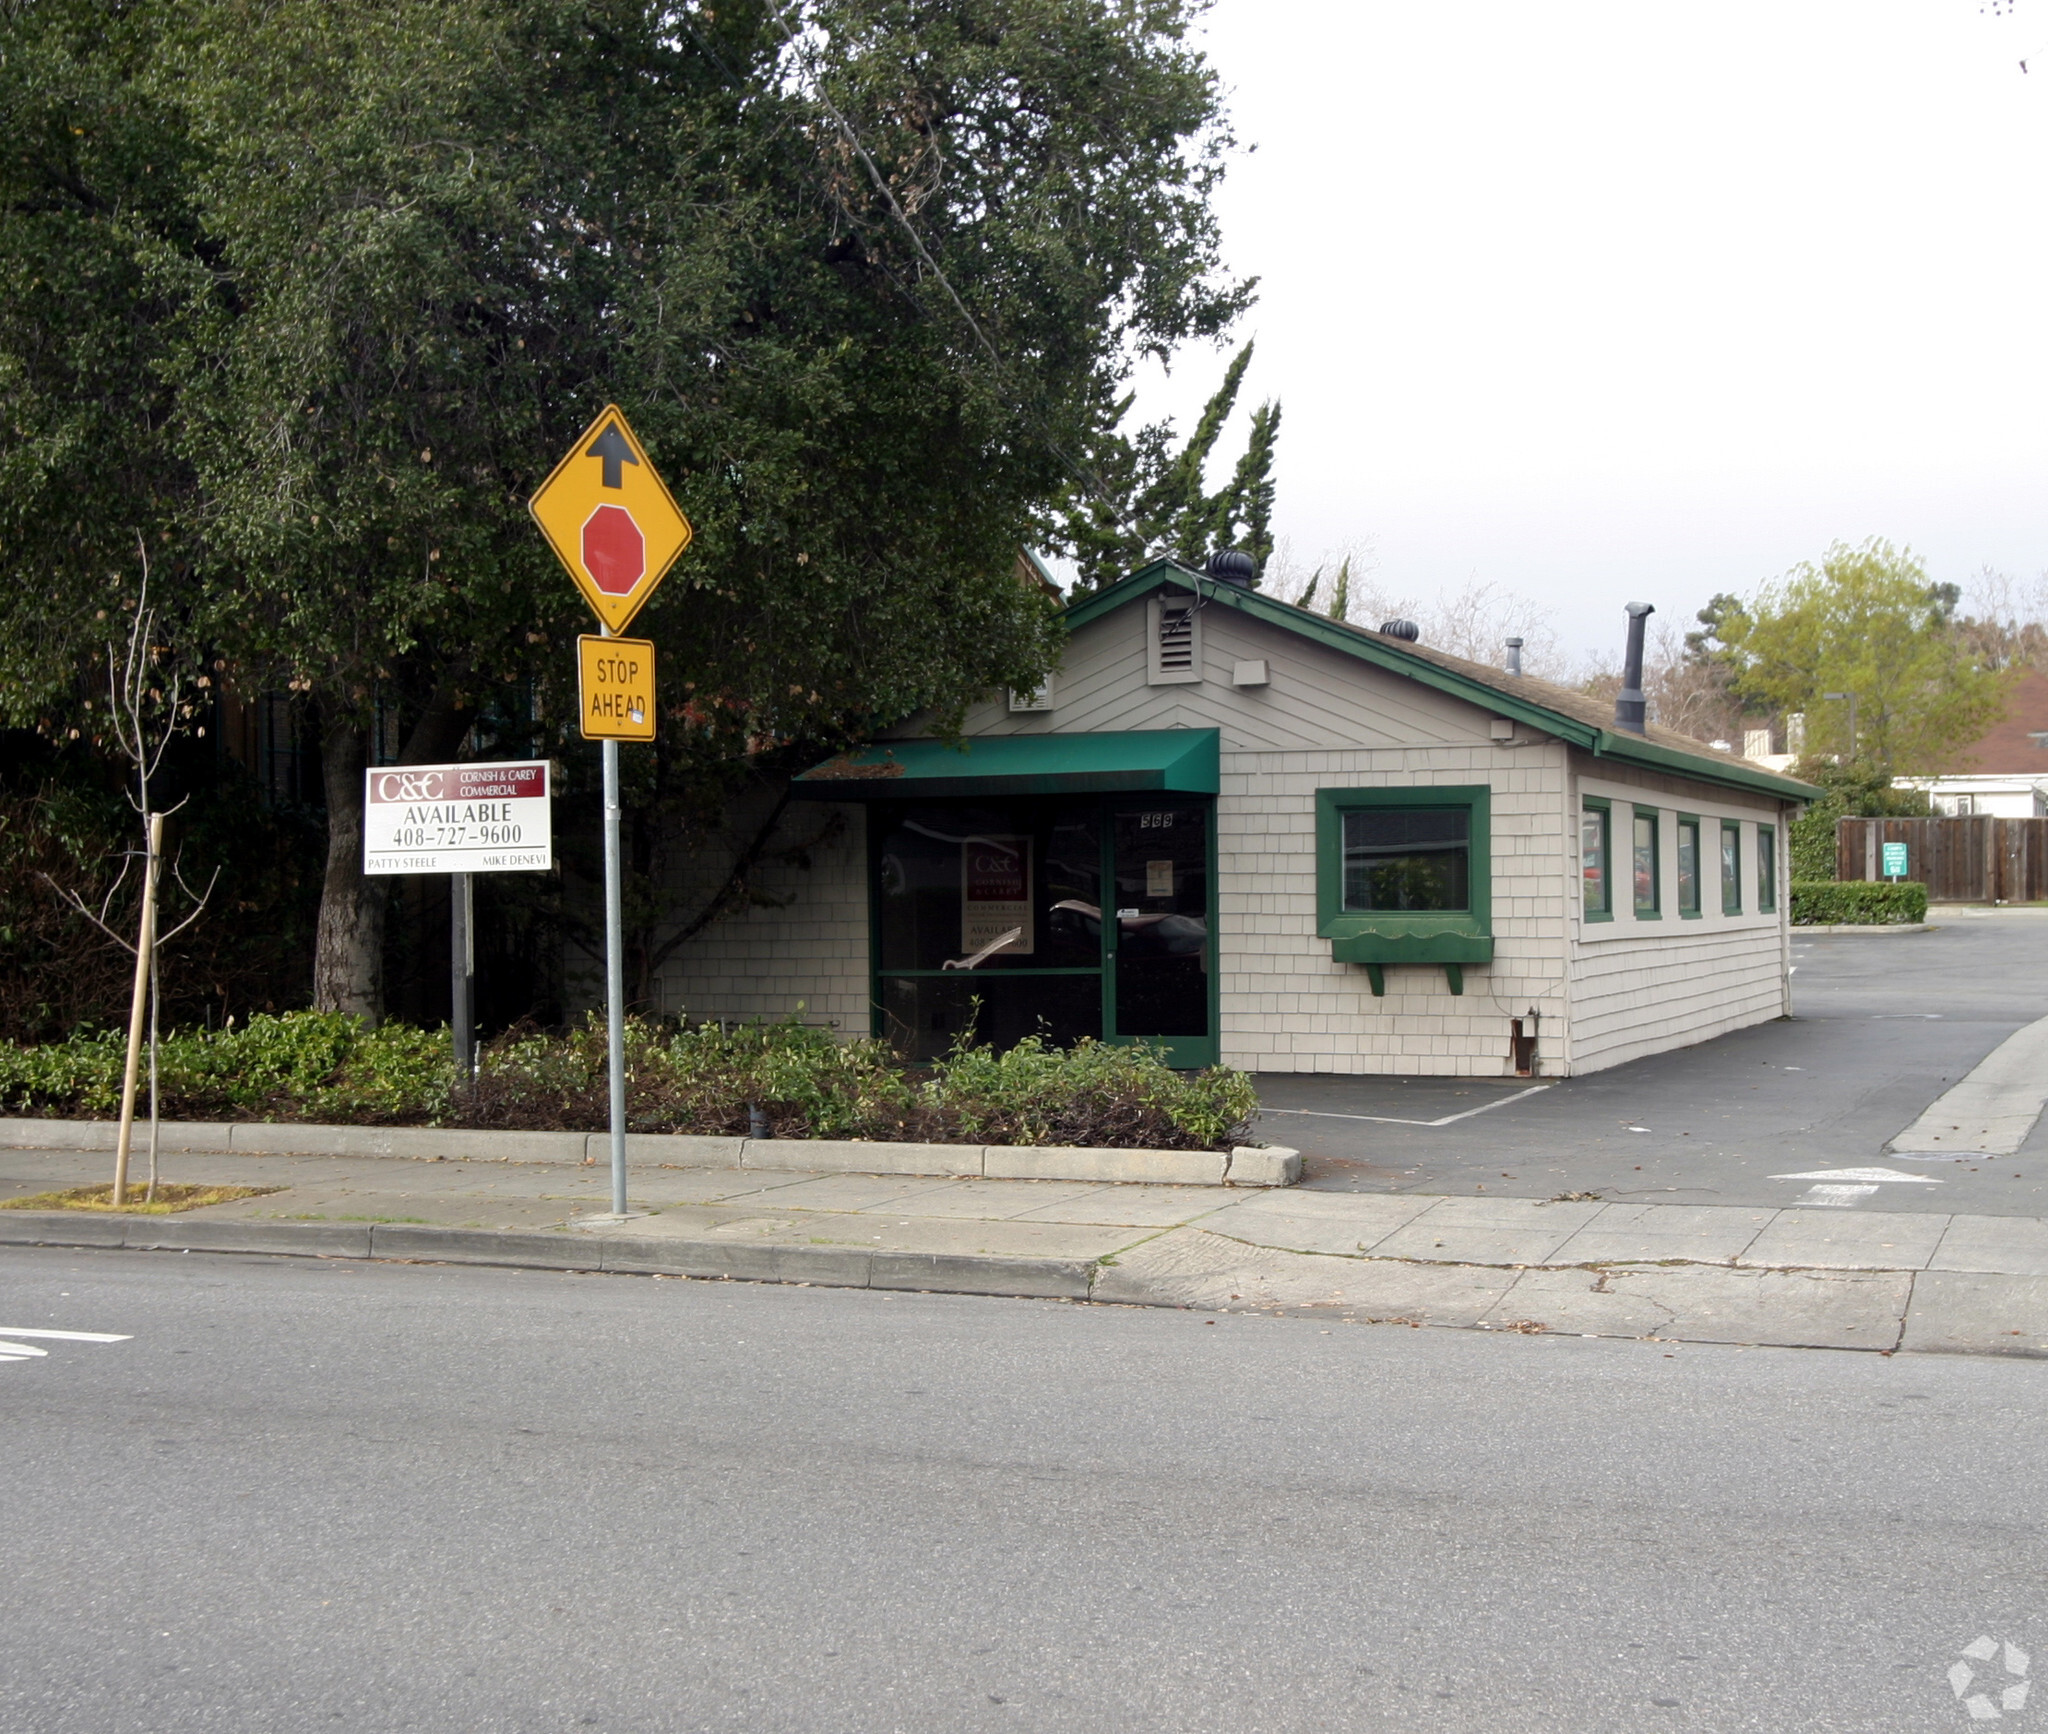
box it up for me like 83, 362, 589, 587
1065, 562, 1822, 803
792, 727, 1220, 800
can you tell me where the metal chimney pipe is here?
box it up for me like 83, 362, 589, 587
1614, 602, 1655, 733
1504, 636, 1524, 677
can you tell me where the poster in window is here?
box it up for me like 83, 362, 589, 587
961, 835, 1033, 957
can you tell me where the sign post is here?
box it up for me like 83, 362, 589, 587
451, 872, 474, 1083
530, 405, 692, 1219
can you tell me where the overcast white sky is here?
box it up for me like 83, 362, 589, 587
1126, 0, 2048, 662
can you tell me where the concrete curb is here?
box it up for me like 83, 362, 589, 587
0, 1118, 1298, 1189
0, 1210, 1095, 1301
6, 1209, 2043, 1356
1792, 923, 1930, 936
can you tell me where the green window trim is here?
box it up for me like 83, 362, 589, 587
1676, 814, 1703, 918
1315, 786, 1492, 993
1721, 819, 1743, 915
1631, 805, 1661, 919
1758, 824, 1778, 913
1581, 797, 1613, 922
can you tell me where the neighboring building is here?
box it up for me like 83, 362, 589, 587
650, 560, 1817, 1078
1895, 668, 2048, 817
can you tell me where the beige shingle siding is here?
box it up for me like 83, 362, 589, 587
1213, 740, 1571, 1076
1564, 755, 1794, 1075
649, 804, 870, 1034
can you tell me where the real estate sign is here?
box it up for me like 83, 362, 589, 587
960, 834, 1033, 959
362, 761, 553, 876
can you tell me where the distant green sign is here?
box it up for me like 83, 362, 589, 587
1882, 841, 1909, 879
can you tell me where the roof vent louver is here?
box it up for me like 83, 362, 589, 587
1379, 619, 1420, 642
1158, 601, 1195, 671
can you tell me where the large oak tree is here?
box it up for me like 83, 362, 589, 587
1, 0, 1247, 1019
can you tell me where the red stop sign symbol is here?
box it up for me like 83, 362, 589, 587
581, 504, 646, 595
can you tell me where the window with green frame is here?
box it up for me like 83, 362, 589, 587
1676, 816, 1702, 916
1758, 824, 1777, 912
1581, 799, 1612, 920
1721, 820, 1742, 914
1631, 807, 1660, 917
1314, 787, 1493, 981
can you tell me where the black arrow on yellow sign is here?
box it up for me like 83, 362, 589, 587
586, 421, 638, 489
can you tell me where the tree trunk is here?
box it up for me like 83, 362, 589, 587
312, 709, 387, 1022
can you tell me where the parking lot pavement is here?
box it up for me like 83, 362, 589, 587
1257, 908, 2048, 1217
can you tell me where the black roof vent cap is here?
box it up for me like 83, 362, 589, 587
1379, 618, 1421, 642
1204, 548, 1257, 587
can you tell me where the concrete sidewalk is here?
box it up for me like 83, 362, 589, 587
3, 1143, 2045, 1358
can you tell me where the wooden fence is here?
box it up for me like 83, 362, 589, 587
1837, 816, 2048, 903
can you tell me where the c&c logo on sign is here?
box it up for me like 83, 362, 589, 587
371, 770, 450, 804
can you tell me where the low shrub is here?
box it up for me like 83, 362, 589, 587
0, 1012, 1260, 1151
1790, 880, 1928, 926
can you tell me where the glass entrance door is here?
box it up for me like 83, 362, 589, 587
1107, 801, 1215, 1069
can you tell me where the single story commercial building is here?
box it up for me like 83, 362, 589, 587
652, 559, 1818, 1077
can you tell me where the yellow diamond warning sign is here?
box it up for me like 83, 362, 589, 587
577, 635, 656, 742
530, 405, 692, 634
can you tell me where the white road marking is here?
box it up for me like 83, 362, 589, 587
1887, 1011, 2048, 1157
0, 1326, 131, 1365
1795, 1184, 1879, 1208
1769, 1167, 1944, 1184
0, 1328, 133, 1341
1260, 1084, 1553, 1128
1771, 1166, 1943, 1210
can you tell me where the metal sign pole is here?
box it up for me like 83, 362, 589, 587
450, 872, 475, 1081
601, 695, 629, 1218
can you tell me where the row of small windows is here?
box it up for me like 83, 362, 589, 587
1581, 801, 1776, 921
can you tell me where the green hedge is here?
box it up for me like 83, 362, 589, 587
1790, 880, 1928, 926
0, 1013, 1259, 1152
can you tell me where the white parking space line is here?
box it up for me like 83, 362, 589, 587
1887, 1011, 2048, 1159
1260, 1084, 1553, 1129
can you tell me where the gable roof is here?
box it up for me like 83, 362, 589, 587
1940, 667, 2048, 776
1065, 560, 1821, 803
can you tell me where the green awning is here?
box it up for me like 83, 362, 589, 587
790, 728, 1220, 800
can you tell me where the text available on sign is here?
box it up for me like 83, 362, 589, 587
577, 635, 656, 741
363, 761, 553, 876
1883, 841, 1909, 878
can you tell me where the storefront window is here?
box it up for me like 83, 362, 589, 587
1677, 817, 1701, 915
1340, 809, 1470, 912
871, 798, 1213, 1063
875, 804, 1101, 974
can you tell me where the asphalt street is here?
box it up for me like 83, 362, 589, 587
3, 1245, 2044, 1733
1260, 909, 2048, 1215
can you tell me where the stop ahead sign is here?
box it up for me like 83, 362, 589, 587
528, 405, 692, 634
